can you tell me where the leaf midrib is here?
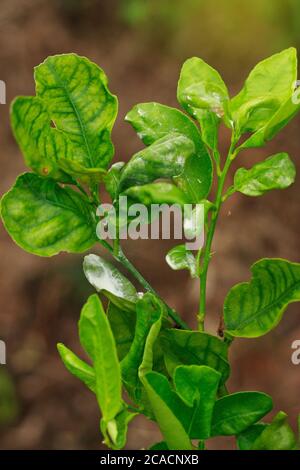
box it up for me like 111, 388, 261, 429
47, 60, 95, 169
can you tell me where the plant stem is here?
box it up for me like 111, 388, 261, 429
198, 141, 237, 330
98, 240, 189, 330
117, 247, 189, 330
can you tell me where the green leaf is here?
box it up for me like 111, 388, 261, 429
148, 441, 169, 450
174, 152, 213, 203
57, 343, 96, 393
183, 204, 205, 240
237, 423, 268, 450
174, 365, 221, 439
125, 102, 204, 148
233, 153, 296, 196
107, 303, 136, 361
104, 162, 125, 201
119, 133, 212, 202
241, 95, 300, 148
160, 330, 230, 384
177, 57, 231, 149
35, 53, 118, 181
211, 392, 273, 436
101, 406, 136, 450
122, 293, 164, 401
119, 133, 194, 190
83, 254, 138, 312
224, 258, 300, 338
78, 294, 122, 422
124, 182, 189, 206
0, 173, 97, 257
142, 372, 193, 450
231, 48, 297, 135
10, 97, 71, 182
166, 244, 197, 278
125, 102, 213, 201
251, 412, 297, 450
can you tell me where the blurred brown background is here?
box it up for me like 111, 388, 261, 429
0, 0, 299, 450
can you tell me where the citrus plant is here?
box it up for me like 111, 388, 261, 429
1, 49, 300, 450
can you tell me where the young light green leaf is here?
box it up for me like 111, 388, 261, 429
231, 48, 297, 135
251, 412, 297, 450
241, 95, 300, 148
10, 97, 71, 182
224, 258, 300, 338
166, 244, 197, 278
237, 423, 268, 450
57, 343, 96, 393
211, 392, 273, 436
104, 162, 125, 201
142, 371, 193, 450
124, 182, 189, 206
83, 254, 138, 312
233, 153, 296, 197
107, 303, 136, 361
101, 406, 137, 450
35, 53, 118, 181
174, 365, 221, 439
0, 173, 97, 257
160, 330, 230, 384
78, 294, 122, 422
122, 293, 164, 401
177, 57, 231, 149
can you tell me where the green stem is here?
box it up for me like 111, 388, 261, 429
117, 247, 189, 330
198, 142, 237, 330
98, 240, 189, 330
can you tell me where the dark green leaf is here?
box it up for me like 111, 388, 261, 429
119, 133, 194, 191
211, 392, 273, 436
177, 57, 231, 149
57, 343, 96, 393
237, 423, 268, 450
174, 365, 221, 439
233, 153, 296, 196
160, 330, 230, 384
119, 133, 212, 202
0, 173, 97, 256
125, 102, 213, 200
107, 303, 136, 361
224, 258, 300, 338
166, 244, 197, 278
122, 293, 164, 401
142, 372, 193, 450
252, 412, 297, 450
83, 254, 138, 312
125, 102, 204, 149
231, 48, 297, 135
125, 182, 189, 206
35, 53, 118, 181
79, 294, 122, 422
